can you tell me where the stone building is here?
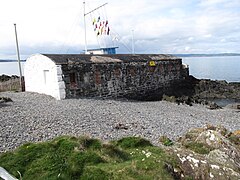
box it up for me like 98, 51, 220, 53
24, 54, 189, 100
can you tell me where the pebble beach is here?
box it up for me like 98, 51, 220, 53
1, 92, 240, 152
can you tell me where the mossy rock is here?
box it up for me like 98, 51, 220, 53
227, 133, 240, 146
233, 130, 240, 136
184, 142, 213, 154
178, 127, 204, 143
162, 95, 176, 103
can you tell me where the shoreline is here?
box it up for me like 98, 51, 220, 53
1, 91, 239, 153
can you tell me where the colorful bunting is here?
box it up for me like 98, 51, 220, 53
92, 18, 96, 25
92, 16, 110, 36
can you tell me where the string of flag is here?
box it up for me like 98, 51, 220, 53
92, 16, 110, 36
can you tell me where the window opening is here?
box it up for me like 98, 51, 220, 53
70, 73, 77, 88
43, 70, 49, 85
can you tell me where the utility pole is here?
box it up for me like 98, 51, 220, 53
14, 23, 23, 91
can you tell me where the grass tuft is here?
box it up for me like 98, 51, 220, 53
81, 167, 111, 180
159, 136, 174, 146
78, 136, 102, 150
184, 142, 213, 154
102, 144, 130, 162
114, 137, 153, 149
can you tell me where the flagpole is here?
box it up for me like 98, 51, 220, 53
14, 23, 23, 91
131, 30, 135, 54
83, 2, 108, 54
83, 1, 87, 54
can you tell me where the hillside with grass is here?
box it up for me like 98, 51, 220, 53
0, 125, 240, 180
0, 136, 177, 180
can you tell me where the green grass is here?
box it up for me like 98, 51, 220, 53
0, 136, 178, 180
184, 142, 213, 154
113, 137, 153, 149
159, 136, 174, 146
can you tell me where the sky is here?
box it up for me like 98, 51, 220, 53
0, 0, 240, 59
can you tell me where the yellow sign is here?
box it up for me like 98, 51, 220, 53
149, 61, 156, 66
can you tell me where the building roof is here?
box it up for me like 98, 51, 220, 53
86, 47, 119, 51
42, 54, 181, 65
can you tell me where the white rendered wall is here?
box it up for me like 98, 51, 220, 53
24, 54, 66, 100
87, 50, 104, 54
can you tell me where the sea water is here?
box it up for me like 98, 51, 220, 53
0, 61, 25, 76
0, 56, 240, 82
182, 56, 240, 82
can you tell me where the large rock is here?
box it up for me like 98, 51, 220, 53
162, 125, 240, 179
192, 78, 240, 100
0, 97, 13, 104
0, 75, 19, 82
225, 103, 240, 110
165, 76, 240, 107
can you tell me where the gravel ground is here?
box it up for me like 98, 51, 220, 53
1, 92, 240, 152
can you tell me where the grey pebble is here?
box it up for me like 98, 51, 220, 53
0, 91, 240, 152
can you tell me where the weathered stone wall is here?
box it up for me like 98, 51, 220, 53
62, 59, 188, 100
0, 76, 23, 92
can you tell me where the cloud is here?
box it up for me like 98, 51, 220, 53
0, 0, 239, 59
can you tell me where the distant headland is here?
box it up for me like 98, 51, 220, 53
0, 59, 26, 62
174, 53, 240, 57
